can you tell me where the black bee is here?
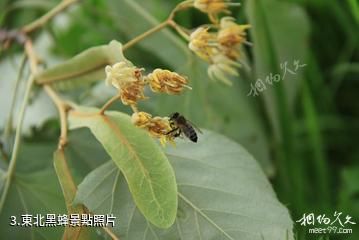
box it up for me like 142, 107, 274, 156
167, 112, 201, 142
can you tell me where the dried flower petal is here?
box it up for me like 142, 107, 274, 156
105, 61, 146, 105
147, 117, 172, 138
105, 61, 143, 89
208, 53, 241, 85
189, 27, 217, 61
120, 82, 146, 105
147, 69, 190, 94
217, 17, 250, 60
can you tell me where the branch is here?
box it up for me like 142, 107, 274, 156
122, 1, 192, 50
99, 95, 120, 115
44, 85, 70, 149
123, 21, 169, 50
22, 0, 80, 34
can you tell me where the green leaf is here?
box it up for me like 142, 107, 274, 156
245, 0, 310, 134
75, 130, 294, 240
0, 142, 66, 240
53, 149, 90, 240
66, 128, 109, 178
35, 40, 128, 90
69, 107, 177, 228
106, 0, 273, 175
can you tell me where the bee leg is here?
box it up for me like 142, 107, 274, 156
174, 130, 181, 137
166, 127, 179, 135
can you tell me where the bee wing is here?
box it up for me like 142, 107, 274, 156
186, 120, 203, 134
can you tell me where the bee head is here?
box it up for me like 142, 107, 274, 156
170, 112, 180, 120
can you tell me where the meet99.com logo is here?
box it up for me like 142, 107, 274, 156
296, 211, 356, 235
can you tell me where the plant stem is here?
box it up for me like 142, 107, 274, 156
130, 104, 139, 113
24, 40, 39, 73
122, 0, 193, 51
121, 0, 194, 51
168, 0, 193, 20
168, 20, 190, 41
22, 0, 80, 33
0, 75, 35, 214
99, 95, 120, 115
44, 85, 70, 149
102, 226, 120, 240
0, 40, 39, 214
123, 20, 169, 50
3, 53, 27, 153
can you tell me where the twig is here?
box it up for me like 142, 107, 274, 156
26, 39, 70, 149
122, 1, 192, 50
130, 104, 139, 113
168, 0, 193, 20
0, 40, 38, 214
168, 20, 191, 41
123, 21, 169, 50
102, 226, 120, 240
22, 0, 80, 34
0, 74, 35, 214
3, 53, 27, 151
44, 85, 70, 149
99, 95, 120, 115
24, 40, 39, 74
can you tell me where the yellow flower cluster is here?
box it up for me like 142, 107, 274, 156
105, 62, 146, 105
131, 112, 175, 146
106, 62, 190, 105
105, 61, 190, 145
218, 17, 250, 60
188, 15, 250, 85
147, 69, 192, 94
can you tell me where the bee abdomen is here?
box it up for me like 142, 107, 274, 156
185, 127, 198, 142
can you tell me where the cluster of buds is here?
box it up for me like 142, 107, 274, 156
189, 17, 250, 85
174, 1, 249, 85
131, 112, 175, 146
106, 62, 190, 104
105, 61, 190, 145
146, 68, 192, 94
